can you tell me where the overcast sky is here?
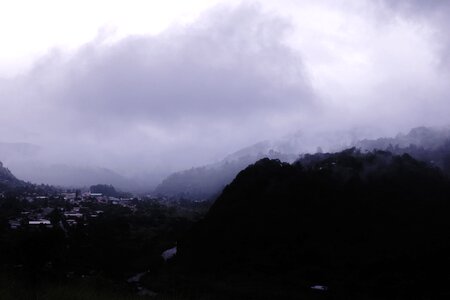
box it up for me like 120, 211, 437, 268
1, 0, 450, 182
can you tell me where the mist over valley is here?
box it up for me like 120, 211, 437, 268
2, 1, 450, 299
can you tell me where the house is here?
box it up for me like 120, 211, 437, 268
64, 212, 83, 219
66, 219, 77, 226
311, 285, 328, 291
29, 219, 53, 228
8, 220, 21, 229
162, 246, 177, 261
62, 193, 77, 201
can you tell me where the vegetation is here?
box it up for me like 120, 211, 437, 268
90, 184, 132, 198
5, 135, 450, 298
176, 149, 450, 299
0, 193, 208, 299
154, 150, 297, 201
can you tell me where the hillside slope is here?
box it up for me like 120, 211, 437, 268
177, 149, 450, 298
0, 161, 22, 188
154, 150, 298, 200
156, 127, 450, 201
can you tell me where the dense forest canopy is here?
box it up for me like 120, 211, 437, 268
177, 149, 450, 298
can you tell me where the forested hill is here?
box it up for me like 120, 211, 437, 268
0, 161, 22, 187
177, 149, 450, 298
355, 127, 450, 176
154, 127, 450, 202
356, 126, 450, 150
154, 150, 297, 201
0, 161, 58, 197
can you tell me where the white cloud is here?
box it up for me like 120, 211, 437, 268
1, 0, 450, 186
0, 4, 313, 177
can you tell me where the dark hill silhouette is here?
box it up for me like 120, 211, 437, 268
177, 149, 450, 298
0, 161, 22, 188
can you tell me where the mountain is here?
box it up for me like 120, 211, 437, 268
355, 126, 450, 151
89, 184, 132, 198
155, 126, 450, 201
153, 130, 363, 201
0, 154, 142, 193
355, 126, 450, 175
0, 161, 59, 197
153, 130, 348, 200
0, 161, 21, 187
154, 149, 298, 201
0, 142, 159, 192
177, 149, 450, 298
9, 163, 147, 192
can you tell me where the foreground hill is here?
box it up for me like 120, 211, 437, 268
177, 149, 450, 298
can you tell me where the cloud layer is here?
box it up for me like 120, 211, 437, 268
1, 0, 450, 187
0, 4, 313, 181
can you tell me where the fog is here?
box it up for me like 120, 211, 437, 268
1, 0, 450, 190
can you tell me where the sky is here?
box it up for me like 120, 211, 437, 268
1, 0, 450, 186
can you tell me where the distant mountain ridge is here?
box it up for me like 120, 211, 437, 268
0, 141, 158, 192
153, 130, 353, 200
2, 159, 153, 192
355, 126, 450, 150
354, 126, 450, 175
18, 163, 141, 190
155, 126, 450, 201
154, 149, 298, 201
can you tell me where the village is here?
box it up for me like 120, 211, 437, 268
7, 190, 141, 231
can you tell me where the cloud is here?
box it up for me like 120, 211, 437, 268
0, 3, 314, 180
2, 0, 450, 188
377, 0, 450, 67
